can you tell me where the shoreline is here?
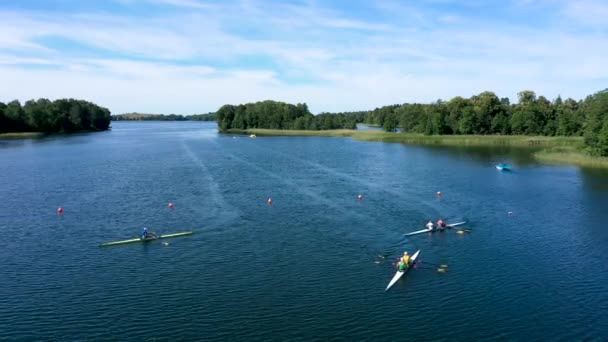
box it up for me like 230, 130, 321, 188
225, 128, 605, 168
0, 132, 45, 139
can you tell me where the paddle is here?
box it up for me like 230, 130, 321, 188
417, 260, 449, 268
455, 228, 472, 233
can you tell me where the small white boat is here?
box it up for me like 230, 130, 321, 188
405, 221, 466, 236
496, 163, 511, 171
250, 134, 257, 138
386, 250, 420, 291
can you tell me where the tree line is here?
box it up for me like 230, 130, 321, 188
345, 89, 607, 156
112, 112, 217, 121
0, 99, 111, 134
216, 100, 357, 131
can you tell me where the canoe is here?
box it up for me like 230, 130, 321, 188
385, 250, 420, 291
405, 222, 466, 236
100, 231, 193, 247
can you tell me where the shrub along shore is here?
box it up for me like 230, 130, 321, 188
0, 132, 45, 139
226, 128, 607, 168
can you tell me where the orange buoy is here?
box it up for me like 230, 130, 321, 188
57, 207, 64, 215
168, 202, 174, 209
267, 198, 273, 205
357, 194, 363, 201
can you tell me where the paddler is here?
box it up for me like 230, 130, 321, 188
426, 220, 434, 231
437, 218, 446, 228
402, 251, 410, 265
397, 260, 406, 271
141, 227, 157, 239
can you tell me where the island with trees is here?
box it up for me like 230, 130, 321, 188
216, 100, 357, 131
0, 98, 111, 137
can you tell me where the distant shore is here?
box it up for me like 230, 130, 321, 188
226, 128, 607, 168
0, 132, 44, 139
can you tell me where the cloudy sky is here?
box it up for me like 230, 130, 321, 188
1, 0, 607, 114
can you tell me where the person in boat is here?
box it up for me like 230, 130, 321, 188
397, 252, 410, 271
437, 218, 446, 228
402, 251, 410, 265
426, 220, 434, 231
397, 260, 406, 271
141, 227, 157, 239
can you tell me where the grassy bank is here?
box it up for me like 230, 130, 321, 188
0, 132, 44, 139
224, 128, 606, 168
228, 129, 581, 147
351, 131, 583, 147
534, 146, 608, 168
226, 128, 356, 137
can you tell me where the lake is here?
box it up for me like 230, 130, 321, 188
1, 121, 607, 341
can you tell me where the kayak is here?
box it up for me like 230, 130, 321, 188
385, 250, 420, 291
100, 231, 193, 247
405, 222, 466, 236
496, 163, 511, 171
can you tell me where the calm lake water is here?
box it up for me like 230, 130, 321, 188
1, 121, 607, 341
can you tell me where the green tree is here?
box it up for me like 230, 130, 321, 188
383, 113, 398, 132
556, 98, 580, 136
582, 90, 608, 154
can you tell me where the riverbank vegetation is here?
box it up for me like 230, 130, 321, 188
112, 112, 217, 121
0, 132, 45, 139
218, 89, 608, 161
228, 128, 601, 166
343, 89, 608, 157
0, 99, 111, 134
227, 128, 579, 146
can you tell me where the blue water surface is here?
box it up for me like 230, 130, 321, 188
0, 122, 606, 341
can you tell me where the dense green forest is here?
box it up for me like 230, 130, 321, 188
217, 90, 608, 156
341, 89, 608, 156
216, 100, 357, 131
112, 112, 217, 121
0, 99, 111, 134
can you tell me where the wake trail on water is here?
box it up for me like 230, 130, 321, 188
180, 141, 240, 229
252, 144, 454, 220
207, 139, 370, 222
210, 139, 433, 260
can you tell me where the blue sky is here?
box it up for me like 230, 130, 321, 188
1, 0, 607, 114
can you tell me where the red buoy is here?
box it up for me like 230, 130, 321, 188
57, 207, 64, 215
168, 202, 174, 209
267, 198, 273, 205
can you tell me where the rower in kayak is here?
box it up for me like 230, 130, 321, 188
426, 220, 434, 231
141, 227, 158, 240
397, 251, 411, 271
437, 218, 446, 228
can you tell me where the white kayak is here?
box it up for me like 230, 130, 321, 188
385, 250, 420, 291
405, 221, 466, 236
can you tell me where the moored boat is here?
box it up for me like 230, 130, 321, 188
100, 231, 193, 247
385, 250, 420, 291
405, 222, 466, 236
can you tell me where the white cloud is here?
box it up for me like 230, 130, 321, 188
0, 0, 606, 114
